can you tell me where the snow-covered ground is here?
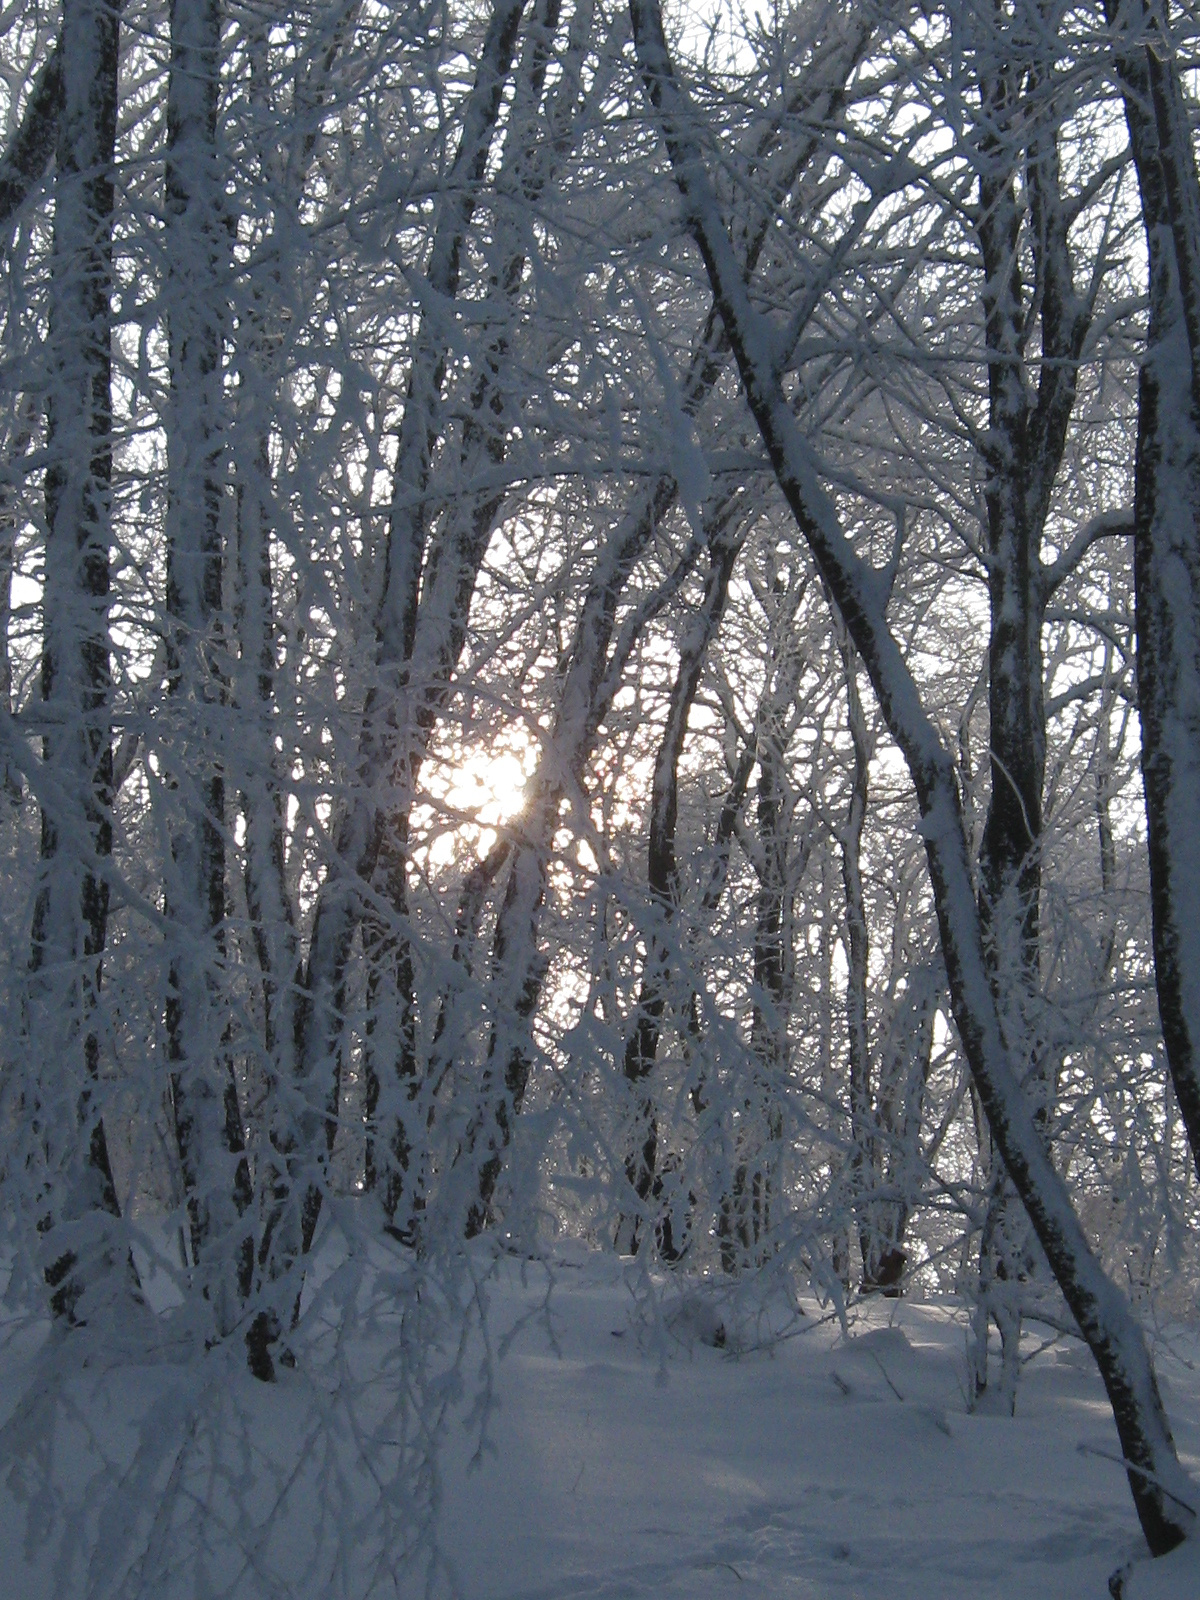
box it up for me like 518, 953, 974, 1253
3, 1242, 1200, 1598
431, 1251, 1200, 1600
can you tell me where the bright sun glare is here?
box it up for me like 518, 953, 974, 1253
423, 742, 534, 869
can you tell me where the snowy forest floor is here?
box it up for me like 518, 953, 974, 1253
4, 1237, 1200, 1599
426, 1251, 1200, 1600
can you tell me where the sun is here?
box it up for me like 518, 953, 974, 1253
442, 745, 530, 829
420, 735, 536, 870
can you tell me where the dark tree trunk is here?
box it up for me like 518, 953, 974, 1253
616, 528, 738, 1255
959, 0, 1093, 1404
31, 0, 126, 1325
162, 0, 254, 1336
1109, 0, 1200, 1181
0, 33, 62, 252
0, 402, 33, 801
234, 422, 301, 1377
720, 574, 808, 1271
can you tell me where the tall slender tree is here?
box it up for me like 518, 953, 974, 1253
1108, 0, 1200, 1182
161, 0, 255, 1336
30, 0, 126, 1324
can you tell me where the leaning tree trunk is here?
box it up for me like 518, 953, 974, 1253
29, 0, 127, 1326
629, 0, 1195, 1552
0, 32, 62, 256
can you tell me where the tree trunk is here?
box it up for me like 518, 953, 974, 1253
234, 421, 301, 1377
835, 624, 882, 1285
0, 33, 61, 253
162, 0, 255, 1339
959, 0, 1093, 1404
1109, 0, 1200, 1181
30, 0, 126, 1325
721, 572, 808, 1271
0, 402, 33, 801
615, 526, 738, 1255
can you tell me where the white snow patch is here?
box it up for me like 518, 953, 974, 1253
2, 1253, 1198, 1598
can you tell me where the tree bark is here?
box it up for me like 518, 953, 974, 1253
835, 624, 877, 1282
161, 0, 255, 1340
0, 402, 33, 801
1108, 0, 1200, 1182
720, 571, 809, 1270
958, 0, 1094, 1403
615, 525, 738, 1255
30, 0, 126, 1325
0, 34, 61, 252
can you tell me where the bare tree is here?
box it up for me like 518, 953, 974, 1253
28, 0, 127, 1325
160, 0, 255, 1342
1108, 0, 1200, 1181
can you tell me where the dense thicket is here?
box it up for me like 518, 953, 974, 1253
2, 0, 1200, 1580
